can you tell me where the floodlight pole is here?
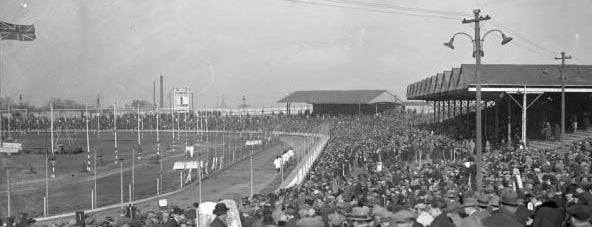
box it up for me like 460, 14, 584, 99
461, 9, 489, 192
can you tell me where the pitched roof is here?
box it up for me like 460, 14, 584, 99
278, 90, 400, 104
406, 64, 592, 100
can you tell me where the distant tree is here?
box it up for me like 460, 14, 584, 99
46, 98, 84, 109
237, 104, 252, 108
0, 97, 17, 108
126, 99, 153, 109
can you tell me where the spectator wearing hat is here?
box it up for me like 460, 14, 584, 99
211, 203, 230, 227
15, 213, 27, 227
295, 208, 323, 227
284, 206, 298, 227
457, 197, 489, 227
116, 209, 132, 227
486, 194, 501, 212
162, 212, 180, 227
184, 203, 199, 227
482, 189, 524, 227
567, 204, 592, 227
531, 193, 563, 227
428, 197, 455, 227
390, 209, 418, 227
327, 209, 346, 227
144, 212, 160, 227
272, 205, 286, 225
575, 186, 592, 206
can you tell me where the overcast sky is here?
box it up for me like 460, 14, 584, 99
0, 0, 590, 108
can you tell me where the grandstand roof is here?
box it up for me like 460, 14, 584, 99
278, 90, 400, 104
406, 64, 592, 101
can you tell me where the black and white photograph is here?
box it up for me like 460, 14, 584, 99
0, 0, 591, 226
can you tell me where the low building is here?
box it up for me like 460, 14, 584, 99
278, 90, 401, 116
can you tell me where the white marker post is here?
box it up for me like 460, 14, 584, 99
245, 139, 262, 198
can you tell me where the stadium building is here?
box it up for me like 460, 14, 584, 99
279, 90, 402, 116
406, 64, 592, 150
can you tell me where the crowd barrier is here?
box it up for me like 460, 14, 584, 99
277, 133, 330, 189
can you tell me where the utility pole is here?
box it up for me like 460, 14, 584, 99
160, 75, 164, 108
462, 9, 490, 192
555, 52, 571, 143
242, 95, 246, 112
97, 95, 100, 134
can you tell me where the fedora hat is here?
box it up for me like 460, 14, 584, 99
347, 207, 372, 221
462, 197, 477, 208
500, 189, 519, 206
213, 203, 229, 215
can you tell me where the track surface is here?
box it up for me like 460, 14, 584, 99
37, 135, 308, 225
0, 131, 267, 217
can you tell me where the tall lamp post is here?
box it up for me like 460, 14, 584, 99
444, 9, 512, 191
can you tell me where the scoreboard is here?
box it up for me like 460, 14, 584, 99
174, 88, 190, 112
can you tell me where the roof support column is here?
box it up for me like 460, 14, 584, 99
495, 99, 499, 146
375, 103, 378, 116
448, 100, 452, 121
436, 100, 439, 125
435, 101, 439, 132
440, 100, 443, 122
286, 102, 290, 115
453, 100, 457, 118
484, 101, 488, 149
438, 101, 442, 132
507, 95, 512, 148
433, 101, 436, 125
522, 86, 527, 148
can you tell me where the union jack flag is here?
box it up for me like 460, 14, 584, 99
0, 21, 36, 41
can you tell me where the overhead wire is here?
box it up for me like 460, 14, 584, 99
484, 30, 556, 59
317, 0, 471, 17
281, 0, 466, 21
281, 0, 559, 59
489, 19, 559, 56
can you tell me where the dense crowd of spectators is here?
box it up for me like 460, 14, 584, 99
0, 112, 324, 136
5, 111, 592, 227
234, 114, 592, 227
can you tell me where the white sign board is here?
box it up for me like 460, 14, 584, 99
2, 142, 22, 150
159, 199, 168, 207
0, 147, 18, 154
174, 88, 190, 113
245, 140, 262, 146
172, 161, 200, 170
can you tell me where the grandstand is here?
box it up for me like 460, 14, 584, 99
406, 64, 592, 149
279, 90, 402, 116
